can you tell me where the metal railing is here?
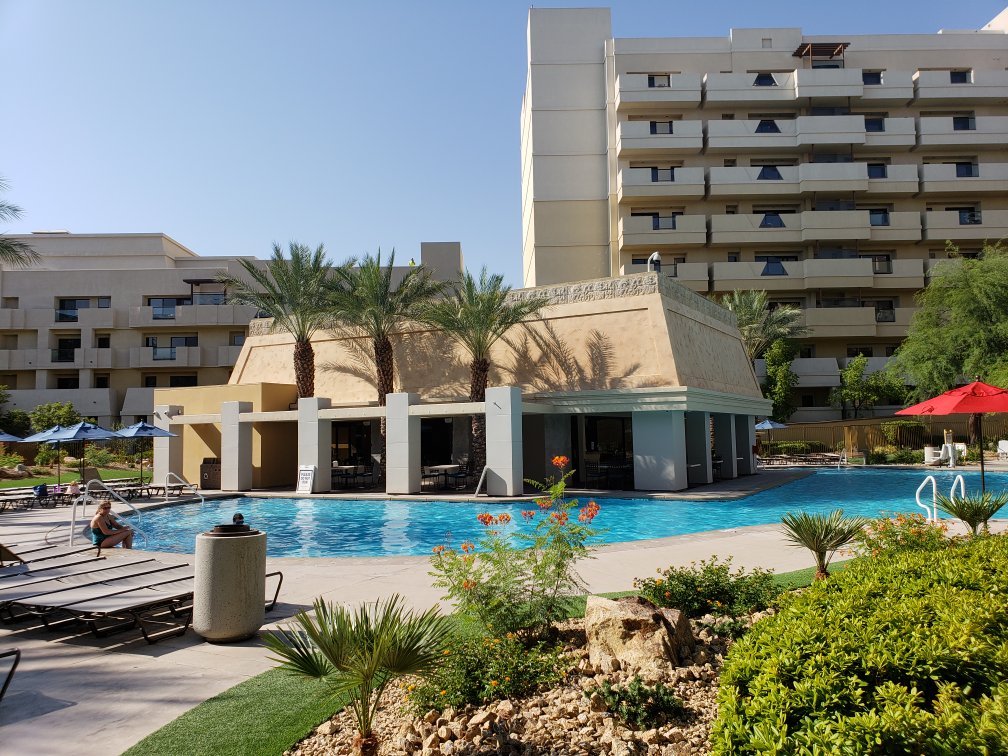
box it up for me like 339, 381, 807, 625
473, 465, 490, 497
151, 346, 176, 360
916, 475, 937, 522
68, 479, 147, 547
164, 472, 203, 505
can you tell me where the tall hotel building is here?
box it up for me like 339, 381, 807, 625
521, 7, 1008, 420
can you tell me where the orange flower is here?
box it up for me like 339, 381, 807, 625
578, 500, 600, 523
432, 545, 446, 554
537, 498, 553, 510
460, 542, 474, 553
462, 579, 476, 591
551, 455, 570, 469
550, 511, 569, 525
521, 510, 536, 521
490, 680, 499, 687
476, 512, 494, 526
496, 513, 512, 525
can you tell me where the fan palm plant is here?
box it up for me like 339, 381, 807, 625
264, 595, 454, 756
328, 251, 444, 469
721, 289, 808, 361
219, 242, 343, 398
0, 177, 40, 267
780, 509, 868, 580
935, 491, 1008, 536
424, 268, 550, 473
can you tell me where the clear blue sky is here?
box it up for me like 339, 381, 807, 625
2, 1, 1005, 284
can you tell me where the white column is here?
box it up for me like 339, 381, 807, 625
735, 414, 757, 475
632, 410, 687, 492
298, 397, 332, 493
153, 404, 182, 484
485, 386, 523, 496
712, 413, 738, 479
386, 393, 420, 494
685, 411, 712, 487
221, 401, 252, 492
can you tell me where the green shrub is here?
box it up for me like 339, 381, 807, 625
33, 446, 64, 466
634, 557, 781, 618
769, 441, 825, 456
83, 445, 115, 468
856, 513, 950, 556
0, 450, 24, 468
712, 536, 1008, 754
409, 634, 567, 713
591, 676, 685, 730
867, 446, 926, 464
879, 418, 925, 447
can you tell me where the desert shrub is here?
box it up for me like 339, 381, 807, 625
712, 536, 1008, 754
592, 676, 685, 730
0, 450, 24, 468
634, 557, 781, 618
83, 445, 115, 468
409, 634, 567, 713
33, 445, 64, 466
856, 513, 950, 556
430, 456, 602, 637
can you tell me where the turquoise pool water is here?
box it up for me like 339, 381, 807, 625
135, 468, 1006, 558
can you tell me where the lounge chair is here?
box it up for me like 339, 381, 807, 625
0, 647, 19, 704
0, 542, 99, 569
999, 440, 1008, 461
925, 445, 952, 467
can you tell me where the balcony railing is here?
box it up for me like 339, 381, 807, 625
55, 308, 79, 323
192, 292, 227, 305
152, 307, 177, 320
50, 348, 77, 363
152, 346, 176, 360
875, 309, 896, 323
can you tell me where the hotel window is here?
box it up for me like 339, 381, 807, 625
144, 336, 158, 348
649, 121, 674, 135
759, 213, 785, 228
847, 346, 874, 358
952, 115, 976, 131
94, 374, 110, 389
754, 119, 781, 133
801, 394, 815, 408
752, 72, 777, 87
647, 74, 670, 88
885, 345, 898, 357
650, 167, 675, 182
96, 334, 111, 349
799, 345, 815, 359
727, 253, 740, 262
955, 162, 979, 178
864, 117, 885, 133
757, 165, 782, 180
951, 206, 981, 225
169, 335, 198, 347
862, 70, 883, 85
723, 158, 737, 167
169, 375, 197, 388
143, 375, 157, 388
97, 296, 111, 308
55, 374, 79, 390
861, 253, 893, 274
868, 209, 891, 227
229, 332, 245, 347
949, 69, 971, 84
867, 163, 887, 179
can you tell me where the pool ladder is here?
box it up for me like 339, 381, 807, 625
61, 479, 148, 548
915, 473, 966, 523
164, 472, 204, 506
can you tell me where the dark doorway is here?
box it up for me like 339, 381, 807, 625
332, 421, 372, 465
421, 418, 454, 465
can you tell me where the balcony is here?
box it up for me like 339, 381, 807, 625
0, 309, 25, 329
923, 210, 1008, 241
82, 347, 115, 369
883, 259, 926, 289
615, 119, 703, 155
862, 117, 916, 149
703, 71, 797, 105
618, 260, 709, 292
708, 166, 799, 197
868, 211, 922, 242
614, 73, 702, 111
863, 163, 919, 195
920, 162, 1008, 194
802, 306, 877, 338
918, 116, 1008, 149
793, 68, 863, 99
618, 214, 707, 249
755, 357, 841, 388
129, 304, 257, 327
877, 307, 917, 338
128, 345, 203, 369
801, 210, 871, 242
803, 258, 874, 288
212, 344, 245, 367
857, 70, 915, 103
0, 351, 28, 370
914, 69, 1008, 103
709, 261, 804, 291
709, 213, 801, 245
706, 118, 798, 152
797, 162, 868, 193
616, 166, 705, 202
50, 348, 79, 364
795, 115, 866, 146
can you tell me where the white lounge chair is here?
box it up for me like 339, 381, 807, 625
925, 445, 952, 467
998, 440, 1008, 460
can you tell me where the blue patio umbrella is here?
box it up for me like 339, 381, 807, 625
23, 422, 122, 488
0, 430, 23, 443
116, 422, 176, 483
754, 419, 788, 430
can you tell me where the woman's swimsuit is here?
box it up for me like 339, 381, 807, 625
91, 526, 108, 545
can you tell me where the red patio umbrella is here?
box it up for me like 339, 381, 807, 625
895, 379, 1008, 492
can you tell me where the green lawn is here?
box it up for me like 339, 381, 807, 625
0, 468, 139, 489
128, 563, 836, 755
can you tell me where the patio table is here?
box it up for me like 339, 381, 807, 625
427, 464, 460, 489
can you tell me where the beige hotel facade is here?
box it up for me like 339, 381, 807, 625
521, 6, 1008, 421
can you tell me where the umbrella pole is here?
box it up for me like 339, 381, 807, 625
979, 413, 987, 494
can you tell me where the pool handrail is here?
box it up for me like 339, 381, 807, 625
69, 479, 148, 547
948, 474, 966, 519
915, 475, 938, 523
164, 472, 204, 506
473, 465, 489, 497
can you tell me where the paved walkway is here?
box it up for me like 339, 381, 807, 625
0, 468, 999, 755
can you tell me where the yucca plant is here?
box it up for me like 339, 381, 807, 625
264, 594, 455, 756
935, 491, 1008, 537
780, 509, 869, 580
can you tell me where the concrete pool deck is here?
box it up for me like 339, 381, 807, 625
0, 467, 1004, 755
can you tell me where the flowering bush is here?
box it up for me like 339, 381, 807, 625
855, 513, 950, 556
429, 456, 602, 637
634, 557, 781, 619
408, 634, 567, 713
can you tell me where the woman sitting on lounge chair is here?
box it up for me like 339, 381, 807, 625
89, 501, 134, 549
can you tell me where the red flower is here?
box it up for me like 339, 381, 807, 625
578, 500, 600, 523
460, 541, 474, 553
476, 512, 494, 526
550, 511, 569, 525
521, 510, 536, 521
496, 513, 512, 525
432, 545, 446, 554
462, 579, 476, 591
537, 498, 553, 510
551, 455, 570, 469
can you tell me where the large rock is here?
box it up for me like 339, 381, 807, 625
584, 595, 695, 678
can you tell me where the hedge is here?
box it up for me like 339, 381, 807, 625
711, 536, 1008, 754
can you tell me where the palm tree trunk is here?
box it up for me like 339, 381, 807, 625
374, 337, 395, 481
293, 339, 315, 398
968, 413, 980, 445
469, 358, 490, 474
353, 733, 378, 756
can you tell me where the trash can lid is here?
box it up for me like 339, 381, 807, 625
203, 524, 262, 537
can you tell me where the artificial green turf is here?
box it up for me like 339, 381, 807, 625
771, 558, 851, 590
122, 667, 344, 756
0, 468, 135, 489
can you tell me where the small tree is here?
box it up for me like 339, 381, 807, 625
29, 401, 81, 433
721, 289, 808, 361
831, 353, 905, 419
935, 491, 1008, 537
762, 339, 798, 422
780, 509, 868, 580
0, 409, 31, 438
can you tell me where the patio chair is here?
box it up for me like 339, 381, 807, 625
584, 462, 606, 488
925, 445, 952, 467
998, 440, 1008, 460
421, 466, 440, 491
448, 461, 470, 490
0, 648, 20, 705
0, 542, 101, 571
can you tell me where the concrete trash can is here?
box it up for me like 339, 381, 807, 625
193, 524, 266, 643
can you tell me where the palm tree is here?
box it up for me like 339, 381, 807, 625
780, 509, 868, 580
721, 289, 808, 361
219, 242, 343, 398
425, 268, 550, 473
0, 177, 40, 267
328, 251, 444, 468
935, 491, 1008, 537
265, 595, 454, 756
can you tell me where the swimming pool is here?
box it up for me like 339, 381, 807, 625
134, 468, 1006, 558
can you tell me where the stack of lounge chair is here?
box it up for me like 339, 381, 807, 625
0, 542, 281, 644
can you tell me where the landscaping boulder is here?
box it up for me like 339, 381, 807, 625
584, 595, 694, 679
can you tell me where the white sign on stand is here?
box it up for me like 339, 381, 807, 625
296, 465, 316, 494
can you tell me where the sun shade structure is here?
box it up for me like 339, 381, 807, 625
0, 430, 23, 443
23, 422, 122, 488
116, 422, 177, 483
754, 419, 788, 430
896, 380, 1008, 492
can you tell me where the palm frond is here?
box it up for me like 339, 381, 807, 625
935, 492, 1008, 536
0, 177, 41, 268
722, 289, 808, 360
780, 509, 868, 576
